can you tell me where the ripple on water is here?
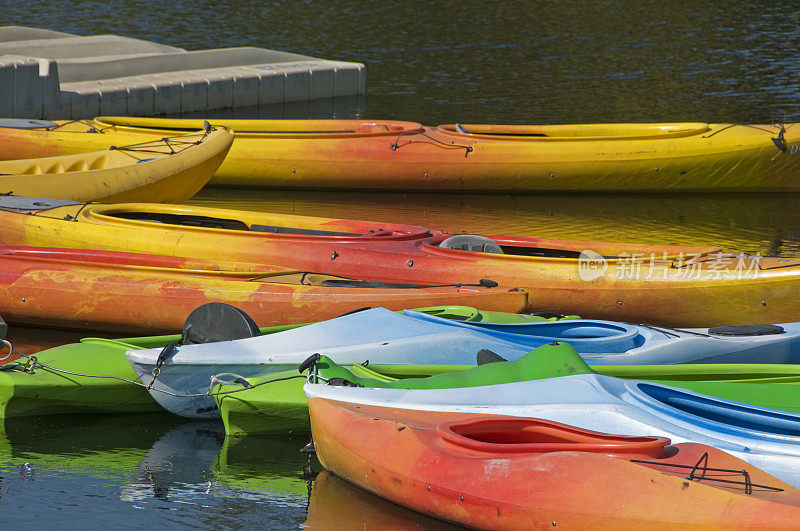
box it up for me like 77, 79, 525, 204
190, 189, 800, 257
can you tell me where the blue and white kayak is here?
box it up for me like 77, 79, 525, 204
126, 307, 800, 418
304, 374, 800, 488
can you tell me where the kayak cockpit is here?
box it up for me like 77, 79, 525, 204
78, 204, 433, 239
404, 310, 644, 351
107, 210, 364, 236
436, 417, 673, 458
637, 382, 800, 436
437, 122, 711, 141
428, 234, 721, 261
94, 117, 425, 138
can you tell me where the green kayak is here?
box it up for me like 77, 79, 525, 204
0, 306, 562, 420
214, 343, 800, 436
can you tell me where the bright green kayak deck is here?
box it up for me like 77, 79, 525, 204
215, 343, 800, 436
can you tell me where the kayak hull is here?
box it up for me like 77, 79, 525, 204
305, 373, 800, 488
0, 246, 528, 334
0, 339, 161, 419
2, 118, 799, 192
309, 398, 800, 529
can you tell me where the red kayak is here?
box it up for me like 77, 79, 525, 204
309, 397, 800, 530
0, 246, 529, 333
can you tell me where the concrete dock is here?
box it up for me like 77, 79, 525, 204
0, 26, 365, 119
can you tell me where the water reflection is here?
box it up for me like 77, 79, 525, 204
174, 95, 365, 120
190, 188, 800, 257
5, 1, 799, 124
0, 416, 309, 528
0, 413, 463, 528
305, 470, 460, 530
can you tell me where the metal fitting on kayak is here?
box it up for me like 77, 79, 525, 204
147, 342, 177, 389
772, 124, 788, 152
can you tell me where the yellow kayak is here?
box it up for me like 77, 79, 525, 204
0, 126, 233, 202
0, 117, 797, 191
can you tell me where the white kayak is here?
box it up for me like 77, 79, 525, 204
126, 307, 800, 418
304, 373, 800, 488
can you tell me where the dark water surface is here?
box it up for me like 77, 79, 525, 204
3, 1, 800, 528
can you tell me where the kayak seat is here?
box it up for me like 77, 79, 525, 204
249, 224, 361, 237
439, 235, 504, 254
180, 303, 261, 345
476, 349, 508, 365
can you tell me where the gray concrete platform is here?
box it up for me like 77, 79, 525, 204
0, 26, 365, 119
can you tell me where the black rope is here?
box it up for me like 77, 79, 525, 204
6, 345, 306, 399
701, 121, 795, 155
390, 130, 473, 157
629, 456, 783, 493
50, 119, 112, 133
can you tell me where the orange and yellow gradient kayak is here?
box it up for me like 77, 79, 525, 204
0, 117, 797, 191
0, 246, 528, 334
0, 201, 798, 327
309, 398, 800, 530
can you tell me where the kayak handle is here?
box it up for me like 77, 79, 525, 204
299, 353, 321, 375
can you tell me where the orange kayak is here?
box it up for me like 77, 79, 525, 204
309, 397, 800, 530
0, 246, 529, 333
1, 200, 799, 326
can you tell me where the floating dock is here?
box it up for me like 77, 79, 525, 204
0, 26, 365, 119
